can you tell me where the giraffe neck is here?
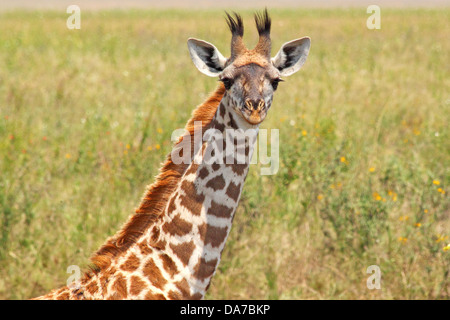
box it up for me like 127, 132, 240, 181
145, 93, 259, 298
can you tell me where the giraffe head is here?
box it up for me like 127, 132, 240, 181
188, 9, 311, 125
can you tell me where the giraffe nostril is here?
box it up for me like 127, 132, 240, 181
257, 99, 265, 110
245, 99, 265, 111
244, 99, 253, 110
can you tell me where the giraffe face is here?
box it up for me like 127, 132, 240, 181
219, 62, 281, 125
187, 10, 311, 126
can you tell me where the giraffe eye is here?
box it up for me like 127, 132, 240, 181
271, 78, 283, 91
220, 77, 234, 90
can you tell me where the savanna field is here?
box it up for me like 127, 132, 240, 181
0, 9, 448, 299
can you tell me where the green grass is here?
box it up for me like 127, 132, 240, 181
0, 8, 449, 299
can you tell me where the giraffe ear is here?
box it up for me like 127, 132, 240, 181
187, 38, 227, 77
272, 37, 311, 77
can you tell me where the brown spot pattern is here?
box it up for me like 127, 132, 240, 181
198, 223, 229, 248
179, 180, 205, 216
199, 167, 209, 179
143, 258, 167, 290
220, 103, 226, 118
226, 181, 241, 202
129, 275, 146, 296
211, 119, 225, 132
162, 214, 193, 237
191, 293, 203, 300
175, 278, 191, 298
99, 274, 110, 295
228, 113, 238, 129
206, 175, 226, 191
154, 238, 167, 250
207, 200, 234, 218
193, 257, 218, 280
147, 229, 160, 251
160, 253, 179, 277
112, 274, 128, 299
86, 281, 98, 295
167, 194, 177, 214
174, 279, 203, 300
120, 253, 140, 272
169, 240, 195, 266
168, 290, 182, 299
226, 163, 247, 175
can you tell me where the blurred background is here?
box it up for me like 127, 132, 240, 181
0, 0, 449, 9
0, 0, 448, 299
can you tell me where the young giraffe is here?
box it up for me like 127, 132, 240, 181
34, 10, 310, 300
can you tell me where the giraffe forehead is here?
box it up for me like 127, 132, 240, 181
232, 50, 270, 68
229, 63, 269, 83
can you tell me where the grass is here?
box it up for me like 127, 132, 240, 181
0, 8, 448, 299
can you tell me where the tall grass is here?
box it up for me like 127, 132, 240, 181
0, 9, 448, 299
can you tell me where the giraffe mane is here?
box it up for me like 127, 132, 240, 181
86, 83, 226, 274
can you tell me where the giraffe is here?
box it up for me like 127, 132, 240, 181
33, 10, 310, 300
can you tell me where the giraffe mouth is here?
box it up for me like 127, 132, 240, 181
239, 106, 267, 125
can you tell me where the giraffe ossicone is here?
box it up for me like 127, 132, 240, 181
34, 9, 310, 300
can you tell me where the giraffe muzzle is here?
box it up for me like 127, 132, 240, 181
242, 98, 267, 125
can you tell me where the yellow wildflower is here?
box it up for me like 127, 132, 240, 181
369, 167, 376, 173
414, 223, 422, 228
387, 190, 398, 202
331, 183, 343, 190
317, 194, 324, 201
157, 128, 163, 134
155, 144, 161, 150
65, 153, 71, 159
436, 235, 449, 243
398, 237, 408, 244
433, 180, 440, 185
301, 130, 308, 136
372, 192, 382, 201
340, 157, 348, 165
